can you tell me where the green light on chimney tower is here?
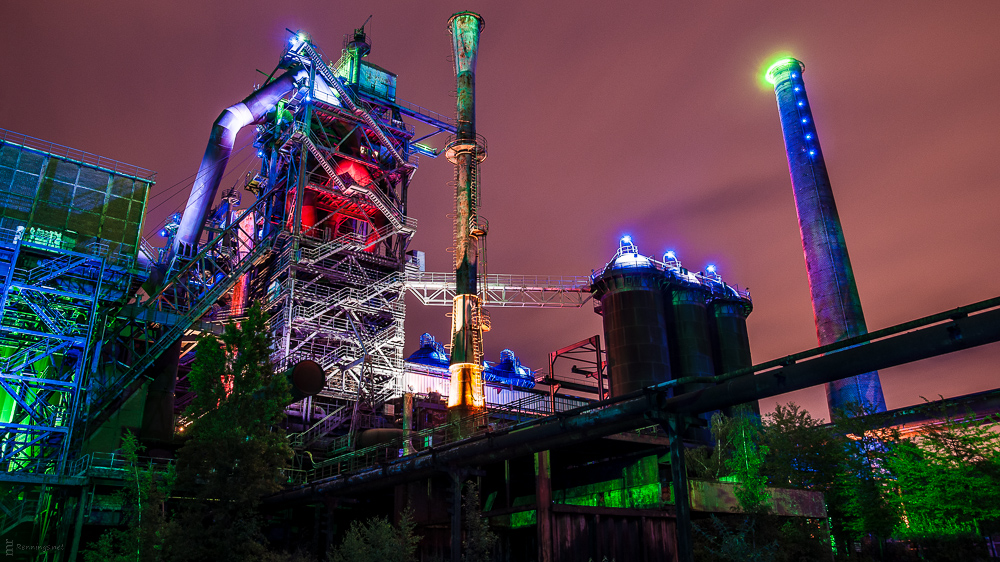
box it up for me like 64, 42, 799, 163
765, 57, 800, 85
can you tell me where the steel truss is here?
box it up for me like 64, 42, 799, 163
0, 231, 134, 479
84, 189, 279, 432
81, 34, 457, 457
406, 271, 592, 308
264, 40, 423, 420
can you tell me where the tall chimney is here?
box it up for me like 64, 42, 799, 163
445, 11, 487, 416
765, 57, 887, 417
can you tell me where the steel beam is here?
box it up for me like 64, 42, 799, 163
268, 298, 1000, 501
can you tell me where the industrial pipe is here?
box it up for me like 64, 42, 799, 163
445, 11, 488, 416
765, 58, 886, 416
171, 68, 307, 262
268, 299, 1000, 501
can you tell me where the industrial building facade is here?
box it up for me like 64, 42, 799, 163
1, 12, 999, 562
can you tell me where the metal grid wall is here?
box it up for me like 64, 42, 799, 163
0, 135, 152, 482
0, 130, 153, 259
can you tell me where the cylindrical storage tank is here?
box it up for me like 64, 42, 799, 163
664, 280, 717, 443
708, 293, 760, 416
592, 251, 671, 398
664, 283, 716, 383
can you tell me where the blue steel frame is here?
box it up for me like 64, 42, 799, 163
0, 234, 109, 477
0, 134, 152, 482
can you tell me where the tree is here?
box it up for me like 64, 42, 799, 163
761, 403, 842, 491
760, 402, 902, 557
686, 407, 770, 513
688, 408, 776, 561
82, 432, 175, 562
328, 510, 420, 562
725, 408, 771, 514
829, 403, 903, 556
890, 405, 1000, 554
161, 304, 293, 562
461, 481, 497, 562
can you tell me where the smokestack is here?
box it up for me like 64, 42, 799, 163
765, 57, 887, 417
445, 11, 487, 416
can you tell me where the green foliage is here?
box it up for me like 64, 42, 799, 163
773, 518, 833, 562
687, 407, 770, 514
692, 400, 1000, 558
328, 510, 420, 562
828, 403, 902, 544
761, 403, 841, 490
686, 410, 744, 481
82, 432, 175, 562
725, 408, 771, 514
694, 514, 778, 562
461, 481, 497, 562
694, 514, 832, 562
890, 405, 1000, 542
761, 402, 902, 551
162, 304, 294, 562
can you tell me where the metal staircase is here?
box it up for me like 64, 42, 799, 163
300, 42, 408, 168
84, 195, 278, 432
293, 271, 402, 323
293, 126, 414, 235
301, 222, 407, 265
289, 405, 349, 448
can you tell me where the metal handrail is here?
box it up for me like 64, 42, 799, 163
72, 452, 175, 476
407, 271, 592, 291
393, 97, 456, 128
590, 258, 752, 302
0, 127, 156, 181
284, 391, 593, 486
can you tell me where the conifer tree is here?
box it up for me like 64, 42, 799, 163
162, 304, 293, 561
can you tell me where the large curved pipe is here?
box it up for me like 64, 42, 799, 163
171, 68, 308, 260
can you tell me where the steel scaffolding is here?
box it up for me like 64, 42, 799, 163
254, 35, 421, 423
0, 131, 152, 482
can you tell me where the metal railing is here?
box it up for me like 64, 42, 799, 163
301, 222, 413, 264
591, 257, 752, 302
72, 452, 175, 476
393, 97, 456, 129
0, 494, 39, 535
0, 127, 156, 181
289, 406, 349, 448
284, 392, 594, 485
406, 271, 593, 308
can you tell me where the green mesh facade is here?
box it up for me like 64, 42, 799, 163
0, 141, 151, 259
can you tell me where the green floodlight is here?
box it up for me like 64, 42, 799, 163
764, 57, 803, 85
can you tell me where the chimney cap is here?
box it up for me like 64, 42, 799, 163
448, 11, 485, 33
765, 57, 804, 85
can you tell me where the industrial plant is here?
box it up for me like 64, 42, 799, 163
1, 11, 999, 562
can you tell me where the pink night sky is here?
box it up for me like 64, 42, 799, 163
2, 1, 998, 421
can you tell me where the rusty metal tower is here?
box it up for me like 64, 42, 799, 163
444, 11, 489, 416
